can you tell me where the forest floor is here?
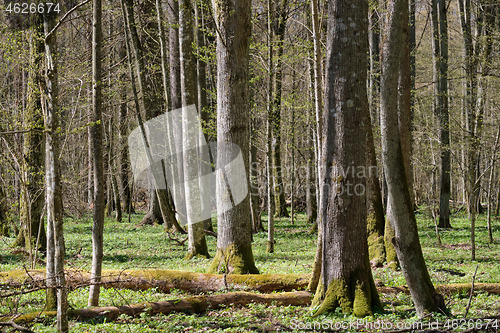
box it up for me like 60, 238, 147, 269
0, 208, 499, 332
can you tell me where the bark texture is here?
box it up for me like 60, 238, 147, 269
16, 15, 46, 253
208, 0, 258, 274
88, 0, 105, 307
311, 0, 380, 318
42, 9, 68, 331
380, 0, 446, 317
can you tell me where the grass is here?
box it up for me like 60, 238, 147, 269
0, 208, 499, 332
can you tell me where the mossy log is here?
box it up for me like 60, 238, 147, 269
2, 270, 499, 297
0, 269, 310, 293
6, 291, 312, 323
378, 283, 500, 296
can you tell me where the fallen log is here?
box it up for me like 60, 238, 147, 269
379, 283, 500, 296
1, 270, 499, 296
7, 291, 312, 323
0, 269, 311, 294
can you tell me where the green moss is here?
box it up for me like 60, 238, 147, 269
384, 219, 399, 270
311, 271, 378, 318
352, 282, 371, 317
367, 212, 386, 267
207, 243, 259, 275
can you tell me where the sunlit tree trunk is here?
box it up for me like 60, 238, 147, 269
42, 9, 68, 331
311, 0, 381, 317
180, 0, 209, 259
123, 0, 180, 231
207, 0, 259, 274
88, 0, 105, 307
16, 15, 46, 253
380, 0, 446, 317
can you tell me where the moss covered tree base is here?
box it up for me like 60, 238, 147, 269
207, 244, 259, 274
367, 212, 386, 268
311, 274, 381, 318
384, 219, 399, 270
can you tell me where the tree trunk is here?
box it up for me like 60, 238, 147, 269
122, 0, 180, 232
0, 186, 8, 237
266, 0, 275, 254
366, 115, 385, 267
42, 9, 68, 331
207, 0, 259, 275
308, 0, 324, 288
122, 0, 182, 233
487, 127, 500, 243
179, 0, 209, 259
431, 0, 452, 229
250, 119, 263, 233
16, 15, 46, 253
380, 0, 446, 317
271, 0, 289, 218
194, 0, 214, 233
311, 0, 381, 318
88, 0, 105, 307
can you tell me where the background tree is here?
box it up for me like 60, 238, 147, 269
42, 7, 69, 331
15, 13, 46, 253
88, 0, 105, 307
380, 0, 445, 317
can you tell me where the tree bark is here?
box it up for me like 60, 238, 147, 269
250, 118, 263, 233
88, 0, 105, 307
41, 8, 68, 331
0, 186, 8, 237
0, 269, 310, 294
16, 15, 46, 253
431, 0, 451, 229
265, 0, 275, 254
271, 0, 289, 218
13, 291, 311, 323
179, 0, 209, 259
366, 115, 385, 267
311, 0, 381, 318
123, 0, 180, 232
380, 0, 446, 317
207, 0, 259, 274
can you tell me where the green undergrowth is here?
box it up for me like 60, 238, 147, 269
0, 209, 499, 332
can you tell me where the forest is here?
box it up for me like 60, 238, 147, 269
0, 0, 499, 331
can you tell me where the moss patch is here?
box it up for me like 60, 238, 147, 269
207, 243, 259, 274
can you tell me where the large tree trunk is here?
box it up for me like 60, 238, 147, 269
42, 9, 68, 331
311, 0, 381, 318
380, 0, 446, 317
179, 0, 209, 259
88, 0, 105, 307
207, 0, 259, 274
16, 15, 46, 253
